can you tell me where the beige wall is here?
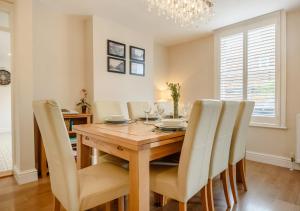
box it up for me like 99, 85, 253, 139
89, 16, 156, 104
168, 9, 300, 158
33, 2, 87, 110
168, 36, 215, 103
13, 0, 37, 182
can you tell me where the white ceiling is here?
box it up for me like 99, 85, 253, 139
39, 0, 300, 46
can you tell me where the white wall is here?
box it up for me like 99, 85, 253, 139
0, 29, 11, 133
33, 2, 87, 110
90, 16, 155, 104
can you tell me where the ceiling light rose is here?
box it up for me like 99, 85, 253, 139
147, 0, 214, 27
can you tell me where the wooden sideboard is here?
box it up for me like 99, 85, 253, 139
34, 113, 92, 178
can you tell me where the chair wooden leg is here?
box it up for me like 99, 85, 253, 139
220, 169, 231, 208
237, 159, 247, 191
105, 201, 111, 211
53, 196, 60, 211
154, 193, 167, 207
118, 197, 125, 211
200, 186, 209, 211
179, 202, 187, 211
229, 164, 238, 204
207, 179, 214, 211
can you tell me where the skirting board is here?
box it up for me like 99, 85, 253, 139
13, 166, 38, 185
246, 150, 300, 171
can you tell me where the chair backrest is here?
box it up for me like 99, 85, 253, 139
229, 101, 255, 165
127, 101, 150, 120
93, 100, 123, 123
208, 101, 241, 179
33, 100, 79, 211
177, 100, 222, 202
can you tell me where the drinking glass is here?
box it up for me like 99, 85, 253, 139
144, 104, 152, 123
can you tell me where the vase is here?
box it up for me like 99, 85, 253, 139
173, 100, 179, 118
82, 105, 87, 114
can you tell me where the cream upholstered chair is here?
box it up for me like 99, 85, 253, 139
207, 101, 241, 211
228, 101, 255, 204
33, 100, 129, 211
150, 100, 222, 211
93, 100, 128, 167
127, 101, 150, 120
93, 100, 124, 123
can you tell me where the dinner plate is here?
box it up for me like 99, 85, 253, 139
140, 116, 159, 121
105, 119, 129, 124
154, 122, 187, 131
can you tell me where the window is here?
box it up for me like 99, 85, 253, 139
215, 11, 286, 128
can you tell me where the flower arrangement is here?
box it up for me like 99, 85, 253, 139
166, 82, 181, 118
76, 89, 91, 113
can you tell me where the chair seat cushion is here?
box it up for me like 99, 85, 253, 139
98, 154, 129, 168
150, 165, 179, 201
79, 163, 129, 210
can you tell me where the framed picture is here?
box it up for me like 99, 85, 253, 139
107, 40, 126, 58
107, 57, 126, 74
130, 61, 145, 76
130, 46, 145, 62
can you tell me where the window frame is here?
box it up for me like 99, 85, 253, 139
214, 11, 286, 129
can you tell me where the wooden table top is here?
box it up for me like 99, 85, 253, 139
73, 121, 185, 148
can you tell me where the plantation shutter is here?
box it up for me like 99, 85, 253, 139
220, 33, 244, 100
247, 24, 276, 117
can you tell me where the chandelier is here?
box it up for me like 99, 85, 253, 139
146, 0, 214, 27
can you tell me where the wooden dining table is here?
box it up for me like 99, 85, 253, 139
73, 121, 185, 211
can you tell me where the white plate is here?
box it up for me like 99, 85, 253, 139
155, 122, 187, 130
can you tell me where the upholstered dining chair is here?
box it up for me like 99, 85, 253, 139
127, 101, 150, 120
33, 100, 129, 211
93, 100, 124, 123
228, 101, 255, 204
150, 100, 223, 211
93, 100, 128, 167
207, 101, 241, 211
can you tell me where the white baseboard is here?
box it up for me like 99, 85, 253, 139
13, 166, 38, 185
246, 150, 300, 171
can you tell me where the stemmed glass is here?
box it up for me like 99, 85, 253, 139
155, 103, 165, 121
144, 104, 152, 123
182, 102, 192, 121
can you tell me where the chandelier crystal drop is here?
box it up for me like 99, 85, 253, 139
146, 0, 214, 27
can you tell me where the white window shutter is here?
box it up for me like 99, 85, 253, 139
247, 24, 276, 117
220, 33, 244, 101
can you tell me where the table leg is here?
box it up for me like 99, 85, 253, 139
129, 149, 150, 211
77, 134, 91, 169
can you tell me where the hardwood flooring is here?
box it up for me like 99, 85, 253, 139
0, 161, 300, 211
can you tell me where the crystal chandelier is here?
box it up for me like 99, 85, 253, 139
146, 0, 214, 27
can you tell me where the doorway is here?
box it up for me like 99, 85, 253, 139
0, 5, 12, 177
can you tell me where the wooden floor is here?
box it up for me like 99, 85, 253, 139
0, 161, 300, 211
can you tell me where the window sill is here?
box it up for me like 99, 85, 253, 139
249, 122, 287, 130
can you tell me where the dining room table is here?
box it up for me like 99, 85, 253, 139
73, 121, 186, 211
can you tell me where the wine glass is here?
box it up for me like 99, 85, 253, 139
155, 103, 165, 120
144, 104, 152, 123
182, 102, 192, 121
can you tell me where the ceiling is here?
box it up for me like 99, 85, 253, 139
39, 0, 300, 46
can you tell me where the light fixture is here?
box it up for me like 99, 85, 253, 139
146, 0, 214, 27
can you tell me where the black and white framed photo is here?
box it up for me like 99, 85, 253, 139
130, 61, 145, 76
130, 46, 145, 62
107, 57, 126, 74
107, 40, 126, 58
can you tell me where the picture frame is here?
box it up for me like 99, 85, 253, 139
107, 40, 126, 58
130, 61, 145, 76
107, 57, 126, 74
130, 46, 145, 62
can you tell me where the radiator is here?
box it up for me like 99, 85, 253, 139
296, 114, 300, 163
